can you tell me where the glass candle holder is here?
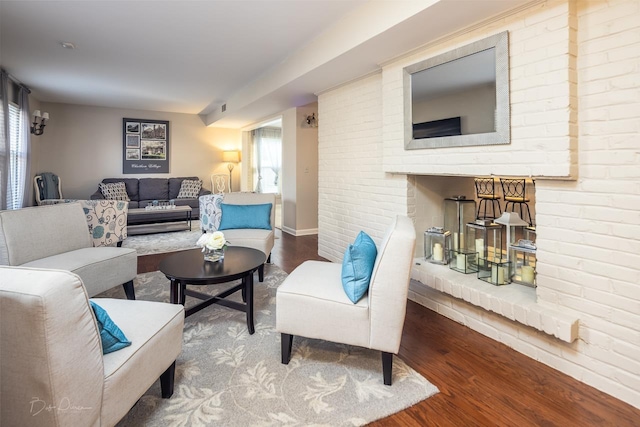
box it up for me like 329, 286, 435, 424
424, 227, 451, 265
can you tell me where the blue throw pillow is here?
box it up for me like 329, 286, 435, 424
341, 231, 378, 304
90, 301, 131, 354
218, 203, 272, 230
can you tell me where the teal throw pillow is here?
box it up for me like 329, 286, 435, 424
341, 231, 378, 304
90, 301, 131, 354
219, 203, 272, 230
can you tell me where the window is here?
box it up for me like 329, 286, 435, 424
251, 127, 282, 194
8, 102, 26, 209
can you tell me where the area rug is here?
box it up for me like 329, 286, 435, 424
121, 221, 202, 255
100, 264, 438, 426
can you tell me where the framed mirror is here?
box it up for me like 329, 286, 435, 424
404, 31, 510, 150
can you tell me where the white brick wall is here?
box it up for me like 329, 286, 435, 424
382, 0, 577, 179
318, 0, 640, 410
318, 73, 410, 261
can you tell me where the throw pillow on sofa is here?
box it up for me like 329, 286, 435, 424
177, 179, 202, 199
99, 182, 130, 201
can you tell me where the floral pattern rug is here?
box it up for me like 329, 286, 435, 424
104, 264, 438, 426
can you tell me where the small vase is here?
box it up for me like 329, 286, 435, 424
203, 247, 224, 262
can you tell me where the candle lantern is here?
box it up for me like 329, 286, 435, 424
510, 239, 537, 287
525, 225, 536, 244
424, 227, 450, 265
478, 257, 512, 286
444, 196, 476, 252
448, 249, 478, 274
494, 211, 529, 279
465, 220, 503, 269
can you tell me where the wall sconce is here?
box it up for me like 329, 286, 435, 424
222, 150, 240, 191
31, 110, 49, 136
305, 113, 317, 128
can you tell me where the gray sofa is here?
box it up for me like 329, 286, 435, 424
0, 203, 137, 299
91, 176, 211, 221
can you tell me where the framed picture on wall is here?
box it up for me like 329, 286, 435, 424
123, 118, 169, 174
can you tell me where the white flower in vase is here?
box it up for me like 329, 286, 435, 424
196, 231, 229, 251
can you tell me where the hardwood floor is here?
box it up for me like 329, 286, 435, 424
138, 229, 640, 426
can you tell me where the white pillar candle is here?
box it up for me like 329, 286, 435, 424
453, 232, 459, 250
491, 264, 505, 285
433, 243, 443, 262
456, 253, 465, 270
521, 266, 535, 284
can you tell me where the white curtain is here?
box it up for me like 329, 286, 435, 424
252, 127, 281, 193
0, 70, 11, 210
17, 85, 31, 208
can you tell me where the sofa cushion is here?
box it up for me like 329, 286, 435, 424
97, 298, 184, 427
89, 301, 131, 354
177, 179, 203, 199
98, 182, 130, 201
101, 178, 139, 201
139, 178, 169, 201
169, 176, 200, 199
219, 203, 272, 230
341, 231, 378, 304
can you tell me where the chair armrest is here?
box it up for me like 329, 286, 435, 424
198, 187, 211, 196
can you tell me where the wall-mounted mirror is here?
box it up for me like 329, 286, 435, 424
404, 31, 510, 150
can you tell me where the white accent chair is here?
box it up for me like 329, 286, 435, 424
276, 215, 416, 385
210, 173, 230, 194
0, 266, 184, 427
199, 192, 276, 282
0, 203, 137, 299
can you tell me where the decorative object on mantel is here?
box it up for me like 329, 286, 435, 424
122, 118, 169, 174
474, 177, 502, 221
495, 211, 530, 281
466, 220, 502, 268
478, 257, 512, 286
30, 110, 49, 136
444, 196, 478, 274
510, 239, 537, 287
448, 249, 478, 274
444, 195, 476, 252
424, 226, 450, 265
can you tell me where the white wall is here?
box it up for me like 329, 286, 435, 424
281, 103, 319, 236
33, 103, 241, 201
318, 0, 640, 409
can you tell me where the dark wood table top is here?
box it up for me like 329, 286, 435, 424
159, 247, 265, 285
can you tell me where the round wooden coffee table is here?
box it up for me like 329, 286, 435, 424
159, 246, 265, 334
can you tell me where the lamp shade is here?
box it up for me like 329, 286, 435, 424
223, 151, 240, 163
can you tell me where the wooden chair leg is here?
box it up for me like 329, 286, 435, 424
122, 280, 135, 300
160, 361, 176, 398
281, 333, 293, 364
382, 352, 393, 386
258, 263, 265, 282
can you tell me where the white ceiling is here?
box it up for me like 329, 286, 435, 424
0, 0, 536, 128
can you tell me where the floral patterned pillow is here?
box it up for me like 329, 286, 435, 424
99, 182, 130, 201
177, 179, 202, 199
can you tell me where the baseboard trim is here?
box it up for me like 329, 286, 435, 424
281, 226, 318, 236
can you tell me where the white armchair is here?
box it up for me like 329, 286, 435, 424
276, 215, 416, 385
0, 266, 184, 427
